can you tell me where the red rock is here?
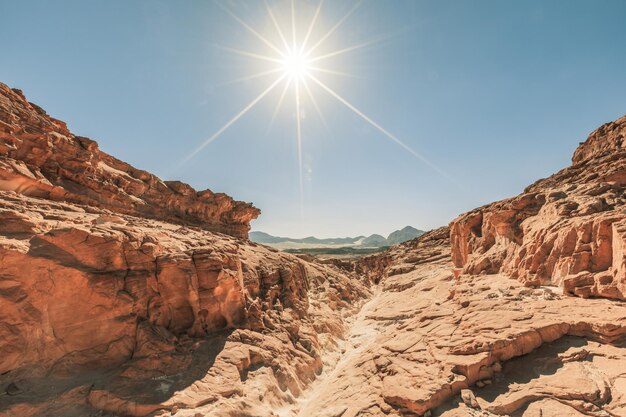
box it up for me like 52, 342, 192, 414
0, 83, 370, 416
2, 81, 626, 417
0, 82, 259, 238
450, 114, 626, 300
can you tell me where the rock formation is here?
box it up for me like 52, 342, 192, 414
0, 82, 258, 238
1, 82, 625, 417
0, 83, 370, 416
0, 190, 370, 417
295, 228, 626, 417
450, 115, 626, 300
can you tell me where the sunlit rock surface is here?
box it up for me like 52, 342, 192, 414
0, 191, 369, 416
450, 115, 626, 300
0, 82, 259, 238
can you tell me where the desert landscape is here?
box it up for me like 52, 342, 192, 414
1, 1, 625, 417
1, 79, 625, 416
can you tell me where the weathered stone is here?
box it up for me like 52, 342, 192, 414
450, 115, 626, 300
1, 82, 626, 417
0, 82, 259, 238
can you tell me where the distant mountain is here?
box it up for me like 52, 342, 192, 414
249, 226, 424, 250
298, 235, 365, 245
247, 231, 286, 244
361, 234, 388, 247
249, 231, 364, 246
387, 226, 424, 245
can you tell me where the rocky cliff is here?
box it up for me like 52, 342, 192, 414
0, 82, 258, 238
0, 190, 370, 416
0, 83, 370, 416
450, 115, 626, 300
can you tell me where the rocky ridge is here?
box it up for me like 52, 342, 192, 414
0, 190, 370, 417
295, 114, 626, 416
0, 83, 371, 416
450, 114, 626, 300
0, 82, 258, 238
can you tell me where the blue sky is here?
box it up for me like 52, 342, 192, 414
2, 0, 625, 237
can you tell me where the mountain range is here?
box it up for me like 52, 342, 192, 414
249, 225, 424, 250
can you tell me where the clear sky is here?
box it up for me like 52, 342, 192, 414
2, 0, 625, 238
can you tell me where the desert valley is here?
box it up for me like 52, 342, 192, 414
2, 1, 626, 417
0, 77, 625, 417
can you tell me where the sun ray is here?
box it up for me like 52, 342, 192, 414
308, 75, 456, 182
266, 2, 290, 51
290, 0, 297, 49
216, 67, 284, 88
178, 1, 452, 203
309, 28, 410, 63
305, 0, 363, 57
309, 38, 385, 63
308, 66, 362, 79
178, 75, 286, 166
215, 1, 286, 58
295, 80, 304, 214
216, 44, 284, 64
266, 77, 292, 134
301, 0, 324, 51
301, 77, 328, 128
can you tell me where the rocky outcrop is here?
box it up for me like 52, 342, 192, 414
352, 226, 450, 283
450, 114, 626, 300
0, 83, 370, 417
0, 82, 258, 238
572, 116, 626, 164
292, 116, 626, 416
0, 189, 370, 416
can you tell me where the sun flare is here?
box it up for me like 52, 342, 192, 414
280, 48, 312, 81
180, 1, 452, 211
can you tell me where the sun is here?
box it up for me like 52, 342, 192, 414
178, 1, 452, 210
280, 48, 311, 81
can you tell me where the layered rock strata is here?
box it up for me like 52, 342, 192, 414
0, 82, 258, 238
450, 115, 626, 299
1, 83, 625, 417
0, 83, 369, 416
0, 190, 369, 416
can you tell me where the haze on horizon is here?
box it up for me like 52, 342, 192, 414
2, 0, 626, 238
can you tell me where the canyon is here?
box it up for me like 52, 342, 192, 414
0, 81, 625, 417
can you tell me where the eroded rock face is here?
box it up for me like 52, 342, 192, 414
0, 82, 259, 238
0, 190, 370, 416
450, 114, 626, 299
0, 82, 370, 416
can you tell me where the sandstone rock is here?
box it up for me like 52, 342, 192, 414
460, 389, 479, 409
2, 81, 626, 417
0, 82, 371, 417
291, 229, 626, 417
0, 190, 370, 416
0, 82, 259, 238
450, 114, 626, 300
